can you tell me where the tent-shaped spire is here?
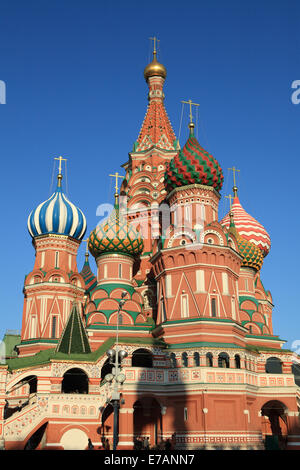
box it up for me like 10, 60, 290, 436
56, 302, 91, 355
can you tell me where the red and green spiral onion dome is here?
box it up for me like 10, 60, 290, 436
164, 123, 224, 192
221, 194, 271, 257
88, 202, 144, 259
228, 213, 263, 271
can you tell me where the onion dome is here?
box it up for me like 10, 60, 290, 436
228, 212, 263, 271
27, 170, 86, 241
165, 123, 224, 192
88, 198, 144, 259
144, 49, 167, 81
221, 190, 271, 257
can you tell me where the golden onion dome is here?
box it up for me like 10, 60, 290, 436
144, 51, 167, 81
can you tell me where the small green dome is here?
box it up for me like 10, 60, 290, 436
88, 203, 144, 259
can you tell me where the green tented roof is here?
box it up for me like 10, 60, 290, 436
56, 302, 91, 355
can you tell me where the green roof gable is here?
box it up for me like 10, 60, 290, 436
56, 302, 91, 355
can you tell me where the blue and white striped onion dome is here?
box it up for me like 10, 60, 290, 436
27, 184, 87, 240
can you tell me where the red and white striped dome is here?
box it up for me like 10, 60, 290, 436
221, 196, 271, 257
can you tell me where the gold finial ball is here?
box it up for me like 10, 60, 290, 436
144, 52, 167, 81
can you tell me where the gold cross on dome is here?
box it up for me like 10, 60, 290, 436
225, 194, 234, 209
181, 99, 200, 124
149, 36, 160, 54
109, 172, 124, 193
54, 156, 67, 174
228, 166, 240, 186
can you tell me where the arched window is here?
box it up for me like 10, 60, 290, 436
218, 352, 230, 368
265, 357, 283, 374
170, 353, 177, 368
61, 368, 89, 394
181, 352, 188, 367
194, 352, 200, 367
132, 348, 153, 368
234, 354, 241, 369
292, 363, 300, 387
101, 359, 113, 381
206, 352, 213, 367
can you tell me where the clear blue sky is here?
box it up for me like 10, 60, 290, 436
0, 0, 299, 351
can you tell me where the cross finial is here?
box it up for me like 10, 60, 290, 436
228, 166, 240, 196
109, 171, 124, 204
54, 156, 67, 187
149, 36, 160, 54
181, 99, 200, 132
225, 194, 234, 209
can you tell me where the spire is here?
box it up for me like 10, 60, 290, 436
56, 301, 91, 355
134, 40, 176, 153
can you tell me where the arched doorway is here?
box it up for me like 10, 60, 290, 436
60, 428, 89, 450
99, 403, 114, 449
265, 357, 283, 374
61, 368, 89, 394
132, 349, 153, 368
24, 422, 48, 450
133, 398, 162, 448
261, 400, 288, 450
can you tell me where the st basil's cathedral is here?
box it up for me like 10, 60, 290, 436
0, 44, 300, 451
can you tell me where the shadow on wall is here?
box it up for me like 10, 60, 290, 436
132, 346, 188, 451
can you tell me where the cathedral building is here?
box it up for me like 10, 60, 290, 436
0, 45, 300, 451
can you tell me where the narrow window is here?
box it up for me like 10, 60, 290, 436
196, 270, 205, 292
211, 298, 217, 317
30, 315, 37, 338
165, 275, 172, 298
245, 279, 248, 292
201, 204, 205, 220
173, 208, 177, 227
104, 264, 108, 278
184, 407, 188, 421
185, 205, 191, 223
161, 298, 167, 323
51, 316, 57, 338
222, 272, 229, 295
231, 297, 236, 320
55, 251, 59, 268
206, 352, 213, 367
182, 352, 188, 367
181, 294, 189, 318
41, 251, 45, 268
235, 354, 241, 369
194, 352, 200, 367
118, 264, 122, 279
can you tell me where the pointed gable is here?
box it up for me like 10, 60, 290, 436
56, 302, 91, 355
